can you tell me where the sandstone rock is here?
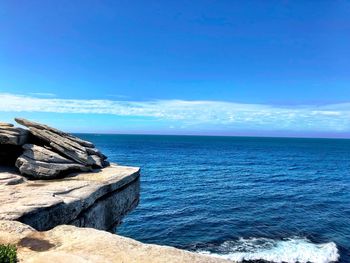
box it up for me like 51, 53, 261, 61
0, 166, 25, 185
0, 122, 14, 127
86, 147, 107, 159
21, 144, 75, 164
0, 127, 28, 145
0, 221, 229, 263
15, 118, 94, 147
16, 156, 91, 180
0, 164, 140, 231
15, 144, 91, 179
28, 127, 90, 164
15, 118, 108, 169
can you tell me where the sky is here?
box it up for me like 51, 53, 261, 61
0, 1, 350, 137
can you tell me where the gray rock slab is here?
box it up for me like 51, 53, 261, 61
15, 118, 94, 148
16, 155, 91, 179
28, 127, 90, 164
22, 144, 75, 164
0, 130, 28, 145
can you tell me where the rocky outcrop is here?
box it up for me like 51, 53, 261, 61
15, 144, 91, 179
0, 125, 28, 145
0, 221, 229, 263
0, 123, 29, 166
0, 164, 140, 231
0, 118, 110, 179
15, 118, 106, 166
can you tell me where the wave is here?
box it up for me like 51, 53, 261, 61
197, 237, 339, 263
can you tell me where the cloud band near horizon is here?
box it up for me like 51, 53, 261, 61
0, 93, 350, 132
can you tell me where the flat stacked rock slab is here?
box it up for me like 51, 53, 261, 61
0, 123, 28, 145
12, 118, 109, 179
0, 122, 29, 166
15, 118, 106, 166
16, 144, 91, 179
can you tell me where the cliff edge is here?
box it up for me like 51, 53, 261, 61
0, 118, 229, 262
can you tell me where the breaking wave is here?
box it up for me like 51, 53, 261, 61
198, 237, 339, 263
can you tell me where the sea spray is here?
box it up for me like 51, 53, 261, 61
198, 237, 339, 263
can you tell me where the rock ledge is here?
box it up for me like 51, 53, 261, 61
0, 164, 140, 231
0, 221, 229, 263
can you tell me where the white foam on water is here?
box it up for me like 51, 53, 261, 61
198, 237, 339, 263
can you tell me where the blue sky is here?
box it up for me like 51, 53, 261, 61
0, 1, 350, 137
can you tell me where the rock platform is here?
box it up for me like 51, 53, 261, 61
0, 221, 229, 263
0, 164, 140, 231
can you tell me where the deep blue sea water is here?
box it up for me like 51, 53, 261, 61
80, 134, 350, 263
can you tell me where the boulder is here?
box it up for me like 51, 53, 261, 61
15, 144, 91, 179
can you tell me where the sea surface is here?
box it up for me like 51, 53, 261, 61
79, 134, 350, 263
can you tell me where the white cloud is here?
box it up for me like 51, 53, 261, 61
29, 92, 56, 97
1, 93, 350, 132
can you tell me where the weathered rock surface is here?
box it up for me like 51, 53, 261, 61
0, 123, 29, 166
0, 164, 140, 231
0, 126, 28, 145
15, 118, 108, 168
10, 118, 109, 179
15, 118, 94, 147
15, 144, 91, 179
0, 122, 14, 128
0, 166, 25, 185
0, 221, 229, 263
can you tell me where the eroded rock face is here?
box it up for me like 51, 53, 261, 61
0, 123, 29, 166
15, 118, 108, 168
15, 144, 91, 179
0, 164, 140, 231
0, 221, 229, 263
4, 118, 110, 179
0, 124, 28, 146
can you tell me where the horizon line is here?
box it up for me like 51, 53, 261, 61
72, 132, 350, 140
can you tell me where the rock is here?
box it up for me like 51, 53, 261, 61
87, 154, 104, 168
0, 221, 229, 263
15, 118, 94, 148
21, 144, 75, 164
15, 144, 91, 179
0, 122, 14, 127
15, 118, 108, 169
16, 156, 91, 180
0, 166, 25, 185
0, 164, 140, 231
86, 147, 107, 159
28, 127, 90, 165
0, 127, 28, 145
0, 123, 28, 166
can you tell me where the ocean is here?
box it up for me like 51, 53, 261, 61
79, 134, 350, 263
